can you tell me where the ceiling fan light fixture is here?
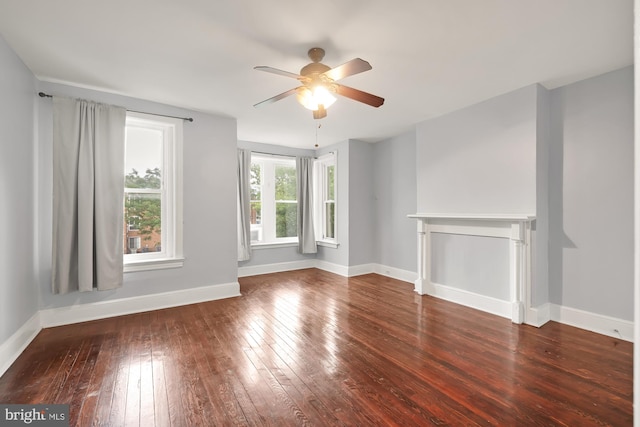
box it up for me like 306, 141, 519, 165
296, 86, 336, 111
254, 47, 384, 118
313, 105, 327, 120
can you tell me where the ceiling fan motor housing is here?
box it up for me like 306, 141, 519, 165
300, 62, 331, 78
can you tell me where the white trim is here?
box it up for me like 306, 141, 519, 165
238, 260, 316, 277
40, 282, 240, 328
347, 263, 375, 277
549, 303, 633, 342
372, 264, 417, 283
315, 260, 350, 277
251, 241, 298, 249
408, 213, 535, 221
124, 257, 185, 273
313, 153, 338, 244
0, 313, 42, 378
317, 240, 339, 249
238, 260, 417, 283
527, 302, 552, 328
430, 281, 513, 319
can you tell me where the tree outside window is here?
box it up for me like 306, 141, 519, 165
124, 167, 162, 253
250, 156, 297, 244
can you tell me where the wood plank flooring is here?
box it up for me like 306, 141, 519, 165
0, 269, 633, 426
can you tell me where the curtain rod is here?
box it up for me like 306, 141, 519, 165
38, 92, 194, 122
251, 151, 296, 158
250, 150, 332, 159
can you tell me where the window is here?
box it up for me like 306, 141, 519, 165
128, 236, 141, 251
314, 153, 337, 245
123, 112, 183, 271
250, 155, 297, 245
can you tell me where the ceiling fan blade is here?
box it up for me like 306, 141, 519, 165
334, 84, 384, 108
323, 58, 372, 81
253, 87, 301, 108
254, 66, 305, 80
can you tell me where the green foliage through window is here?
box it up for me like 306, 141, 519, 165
125, 168, 161, 246
275, 165, 297, 238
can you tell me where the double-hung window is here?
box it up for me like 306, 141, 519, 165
250, 155, 297, 245
314, 153, 337, 245
123, 112, 183, 271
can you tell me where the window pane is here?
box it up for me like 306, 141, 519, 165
250, 202, 262, 225
250, 199, 262, 243
250, 163, 261, 200
325, 201, 335, 239
124, 193, 162, 254
275, 165, 296, 201
327, 165, 335, 200
250, 162, 262, 228
125, 126, 163, 190
276, 202, 297, 238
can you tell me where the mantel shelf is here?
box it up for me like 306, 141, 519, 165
408, 213, 535, 221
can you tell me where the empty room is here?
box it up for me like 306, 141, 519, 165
0, 1, 636, 425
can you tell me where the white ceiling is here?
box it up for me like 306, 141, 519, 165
0, 0, 633, 149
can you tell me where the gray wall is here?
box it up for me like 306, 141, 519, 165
37, 81, 238, 309
0, 35, 40, 344
347, 140, 375, 267
372, 130, 417, 272
533, 84, 551, 307
416, 84, 538, 215
431, 233, 510, 300
548, 66, 634, 320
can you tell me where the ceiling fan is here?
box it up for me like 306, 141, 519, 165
253, 47, 384, 119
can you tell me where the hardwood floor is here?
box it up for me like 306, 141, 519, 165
0, 269, 632, 426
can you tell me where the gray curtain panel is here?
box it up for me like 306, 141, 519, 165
296, 156, 317, 254
237, 149, 252, 261
52, 97, 126, 294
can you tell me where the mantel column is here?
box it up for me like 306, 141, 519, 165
415, 219, 432, 295
509, 222, 527, 324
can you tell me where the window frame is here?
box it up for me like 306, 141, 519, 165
250, 154, 298, 246
123, 112, 184, 272
314, 152, 338, 247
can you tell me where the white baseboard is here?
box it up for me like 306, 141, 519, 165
549, 303, 633, 342
238, 260, 316, 277
372, 264, 416, 283
315, 260, 350, 277
526, 303, 552, 327
347, 263, 375, 277
0, 313, 42, 378
40, 282, 241, 328
243, 259, 418, 284
430, 281, 512, 320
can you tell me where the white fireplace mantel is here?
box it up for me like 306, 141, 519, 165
408, 213, 535, 324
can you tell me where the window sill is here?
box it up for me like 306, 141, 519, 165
124, 257, 185, 273
317, 240, 339, 249
251, 241, 298, 250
